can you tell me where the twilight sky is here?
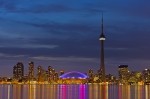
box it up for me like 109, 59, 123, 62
0, 0, 150, 77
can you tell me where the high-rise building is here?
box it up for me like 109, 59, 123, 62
88, 69, 94, 83
28, 61, 34, 80
37, 66, 48, 82
128, 71, 142, 84
99, 13, 106, 82
54, 72, 59, 82
13, 62, 24, 80
143, 69, 150, 84
37, 66, 42, 82
105, 74, 116, 83
48, 66, 54, 82
118, 65, 130, 84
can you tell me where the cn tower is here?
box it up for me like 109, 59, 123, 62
99, 13, 106, 82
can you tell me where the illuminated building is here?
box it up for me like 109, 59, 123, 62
118, 65, 130, 84
48, 66, 54, 83
59, 71, 88, 84
88, 69, 94, 83
93, 74, 100, 83
143, 69, 150, 84
37, 66, 49, 83
54, 72, 59, 82
37, 66, 42, 75
99, 13, 106, 82
37, 66, 43, 82
28, 61, 34, 80
45, 71, 49, 81
105, 74, 116, 83
13, 62, 24, 80
128, 71, 142, 85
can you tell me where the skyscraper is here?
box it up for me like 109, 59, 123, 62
37, 66, 42, 82
28, 61, 34, 80
118, 65, 130, 84
143, 69, 150, 84
99, 13, 106, 82
13, 62, 24, 80
37, 65, 48, 82
48, 66, 54, 82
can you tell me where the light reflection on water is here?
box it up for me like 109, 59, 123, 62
0, 84, 149, 99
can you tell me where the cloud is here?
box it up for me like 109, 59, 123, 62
22, 4, 73, 13
26, 21, 97, 37
30, 56, 98, 62
0, 1, 74, 14
0, 53, 26, 58
0, 44, 58, 49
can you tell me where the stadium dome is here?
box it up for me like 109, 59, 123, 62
60, 71, 88, 79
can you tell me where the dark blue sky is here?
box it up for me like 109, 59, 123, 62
0, 0, 150, 77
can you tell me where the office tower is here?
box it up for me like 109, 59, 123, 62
37, 66, 42, 82
48, 66, 54, 82
99, 13, 106, 82
88, 69, 94, 83
13, 62, 24, 80
54, 72, 59, 82
45, 71, 49, 81
105, 74, 116, 83
143, 69, 150, 84
118, 65, 130, 84
37, 66, 48, 82
28, 61, 34, 80
128, 71, 142, 84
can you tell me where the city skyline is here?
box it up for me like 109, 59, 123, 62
6, 61, 150, 85
0, 0, 150, 76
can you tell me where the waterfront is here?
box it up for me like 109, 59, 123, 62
0, 84, 149, 99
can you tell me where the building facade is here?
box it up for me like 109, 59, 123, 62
118, 65, 130, 84
13, 62, 24, 80
143, 69, 150, 84
28, 61, 34, 80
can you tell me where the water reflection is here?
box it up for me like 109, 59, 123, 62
59, 84, 87, 99
145, 85, 150, 99
89, 84, 108, 99
0, 84, 149, 99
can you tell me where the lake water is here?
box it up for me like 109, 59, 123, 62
0, 84, 149, 99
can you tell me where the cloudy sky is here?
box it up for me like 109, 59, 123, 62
0, 0, 150, 77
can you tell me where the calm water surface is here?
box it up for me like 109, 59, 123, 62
0, 84, 149, 99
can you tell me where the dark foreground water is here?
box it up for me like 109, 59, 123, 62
0, 84, 149, 99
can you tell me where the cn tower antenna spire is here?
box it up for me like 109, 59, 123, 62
102, 12, 104, 34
